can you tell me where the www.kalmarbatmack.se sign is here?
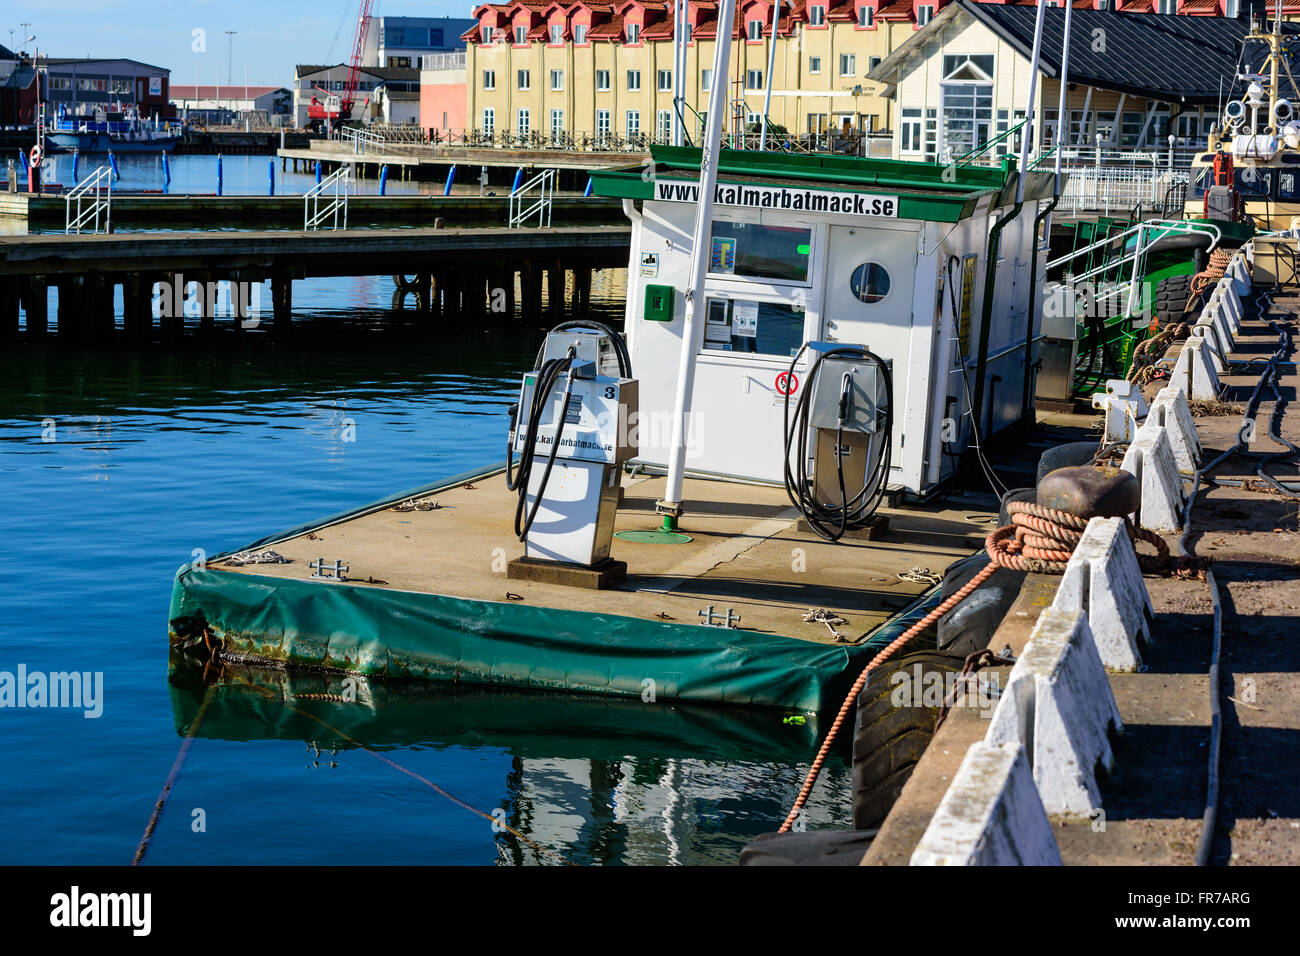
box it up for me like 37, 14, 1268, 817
653, 180, 899, 217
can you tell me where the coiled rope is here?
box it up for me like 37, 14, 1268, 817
777, 500, 1168, 833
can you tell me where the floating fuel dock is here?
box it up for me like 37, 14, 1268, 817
168, 146, 1059, 712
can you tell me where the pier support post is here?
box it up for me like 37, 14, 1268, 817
574, 265, 592, 315
122, 273, 151, 340
0, 277, 18, 339
160, 274, 185, 339
21, 275, 48, 336
522, 261, 542, 324
197, 272, 216, 335
88, 274, 115, 342
272, 268, 293, 332
548, 259, 565, 320
57, 278, 83, 340
417, 273, 432, 313
503, 267, 516, 319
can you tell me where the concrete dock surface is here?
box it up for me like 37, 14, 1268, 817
865, 284, 1300, 866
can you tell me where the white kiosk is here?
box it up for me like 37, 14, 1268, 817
591, 148, 1057, 500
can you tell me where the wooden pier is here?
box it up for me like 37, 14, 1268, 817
0, 193, 622, 228
0, 225, 631, 340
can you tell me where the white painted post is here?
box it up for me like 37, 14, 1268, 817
759, 0, 781, 150
660, 0, 737, 525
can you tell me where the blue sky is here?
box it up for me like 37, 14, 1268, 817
4, 0, 475, 89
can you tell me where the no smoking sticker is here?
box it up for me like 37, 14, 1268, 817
775, 371, 799, 396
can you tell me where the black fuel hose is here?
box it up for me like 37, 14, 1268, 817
782, 343, 893, 542
506, 350, 577, 541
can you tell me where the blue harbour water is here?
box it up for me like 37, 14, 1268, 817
0, 217, 850, 864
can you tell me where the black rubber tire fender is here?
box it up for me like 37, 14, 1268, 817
851, 648, 969, 830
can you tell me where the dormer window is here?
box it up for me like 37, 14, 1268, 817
809, 5, 826, 26
514, 25, 527, 44
917, 4, 934, 25
858, 6, 875, 26
483, 26, 494, 43
575, 23, 588, 43
748, 20, 763, 40
1157, 0, 1176, 13
627, 23, 640, 43
550, 24, 563, 43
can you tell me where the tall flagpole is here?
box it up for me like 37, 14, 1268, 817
1016, 0, 1048, 204
659, 0, 737, 527
759, 0, 781, 149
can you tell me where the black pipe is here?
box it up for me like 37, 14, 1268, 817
1020, 196, 1059, 428
970, 199, 1023, 452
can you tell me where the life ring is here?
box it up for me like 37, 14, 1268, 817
29, 144, 43, 168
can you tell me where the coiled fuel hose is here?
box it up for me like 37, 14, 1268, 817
782, 343, 893, 542
506, 348, 577, 541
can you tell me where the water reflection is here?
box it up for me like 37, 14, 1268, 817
168, 656, 851, 866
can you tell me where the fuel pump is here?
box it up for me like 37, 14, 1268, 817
782, 342, 893, 542
506, 324, 638, 578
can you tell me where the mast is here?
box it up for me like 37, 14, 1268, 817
659, 0, 737, 528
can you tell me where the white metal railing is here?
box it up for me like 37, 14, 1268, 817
339, 126, 385, 155
1055, 167, 1190, 218
1048, 219, 1222, 318
304, 164, 350, 230
65, 166, 113, 235
508, 168, 555, 228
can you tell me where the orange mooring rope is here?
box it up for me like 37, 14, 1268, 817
777, 501, 1168, 832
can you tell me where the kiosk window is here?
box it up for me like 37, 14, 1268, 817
708, 220, 812, 283
849, 262, 891, 303
703, 297, 805, 356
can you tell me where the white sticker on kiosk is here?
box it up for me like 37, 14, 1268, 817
733, 300, 759, 338
639, 252, 659, 277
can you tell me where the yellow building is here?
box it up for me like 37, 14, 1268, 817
463, 0, 921, 149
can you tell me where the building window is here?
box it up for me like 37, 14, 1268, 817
840, 54, 856, 76
596, 69, 611, 91
657, 109, 672, 141
483, 107, 495, 136
515, 25, 527, 44
483, 26, 495, 43
627, 69, 642, 91
597, 108, 611, 142
551, 69, 564, 91
869, 56, 882, 72
1157, 0, 1176, 12
517, 108, 530, 136
551, 108, 564, 141
701, 69, 712, 91
748, 20, 763, 41
626, 109, 641, 138
517, 69, 530, 90
575, 24, 588, 44
627, 23, 640, 44
809, 5, 826, 26
858, 6, 875, 27
809, 56, 822, 74
904, 107, 925, 152
658, 70, 673, 91
483, 70, 496, 90
550, 24, 563, 43
917, 5, 934, 25
746, 69, 763, 90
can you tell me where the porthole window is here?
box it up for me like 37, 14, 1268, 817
850, 263, 891, 303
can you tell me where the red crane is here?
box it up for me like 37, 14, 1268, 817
308, 0, 375, 126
